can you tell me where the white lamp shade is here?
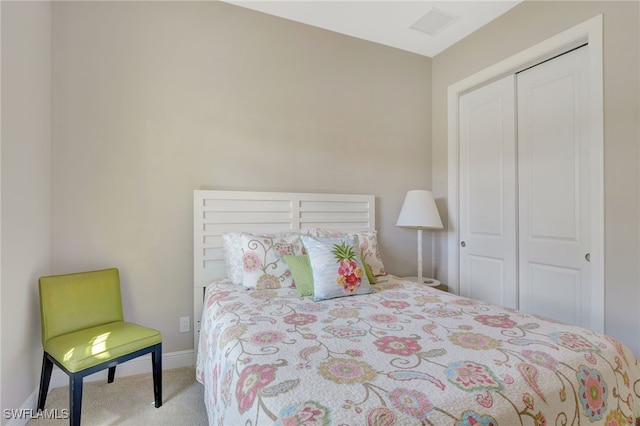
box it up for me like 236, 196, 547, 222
396, 190, 443, 229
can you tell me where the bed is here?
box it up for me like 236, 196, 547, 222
194, 190, 640, 425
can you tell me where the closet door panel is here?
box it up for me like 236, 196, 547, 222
517, 46, 591, 327
465, 255, 506, 305
523, 263, 581, 325
459, 75, 517, 308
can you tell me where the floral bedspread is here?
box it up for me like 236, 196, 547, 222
196, 276, 640, 425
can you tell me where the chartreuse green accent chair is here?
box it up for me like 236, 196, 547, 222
37, 268, 162, 426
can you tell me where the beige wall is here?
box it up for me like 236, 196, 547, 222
50, 1, 432, 356
0, 1, 52, 420
432, 1, 640, 355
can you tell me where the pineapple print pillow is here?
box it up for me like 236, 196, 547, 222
304, 228, 386, 278
301, 235, 373, 301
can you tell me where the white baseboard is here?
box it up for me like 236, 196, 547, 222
5, 350, 194, 426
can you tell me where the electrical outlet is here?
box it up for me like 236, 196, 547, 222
179, 316, 190, 333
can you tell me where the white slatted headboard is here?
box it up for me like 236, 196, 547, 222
193, 190, 376, 352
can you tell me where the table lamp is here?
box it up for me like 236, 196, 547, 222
396, 190, 444, 284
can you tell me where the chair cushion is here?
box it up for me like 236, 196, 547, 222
44, 321, 162, 373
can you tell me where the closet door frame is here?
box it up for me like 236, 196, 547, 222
446, 15, 604, 332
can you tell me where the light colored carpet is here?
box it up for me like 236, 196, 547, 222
28, 367, 207, 426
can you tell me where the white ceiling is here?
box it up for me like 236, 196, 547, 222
221, 1, 523, 57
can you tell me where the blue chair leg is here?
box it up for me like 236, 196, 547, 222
37, 353, 53, 411
70, 374, 83, 426
107, 366, 116, 383
152, 344, 162, 408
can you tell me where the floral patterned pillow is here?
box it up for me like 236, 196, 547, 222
304, 228, 387, 279
241, 232, 305, 289
301, 235, 373, 301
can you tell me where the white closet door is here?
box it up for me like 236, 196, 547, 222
517, 46, 592, 327
459, 75, 517, 308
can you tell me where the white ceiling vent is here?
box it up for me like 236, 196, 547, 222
410, 8, 459, 36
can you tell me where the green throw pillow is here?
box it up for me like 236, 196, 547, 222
284, 254, 314, 297
364, 261, 376, 285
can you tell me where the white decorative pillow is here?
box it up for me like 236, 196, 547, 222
305, 228, 387, 278
241, 232, 305, 289
301, 235, 373, 301
222, 232, 243, 284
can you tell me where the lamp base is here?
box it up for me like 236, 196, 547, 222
402, 277, 441, 287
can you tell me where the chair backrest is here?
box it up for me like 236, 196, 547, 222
39, 268, 124, 344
